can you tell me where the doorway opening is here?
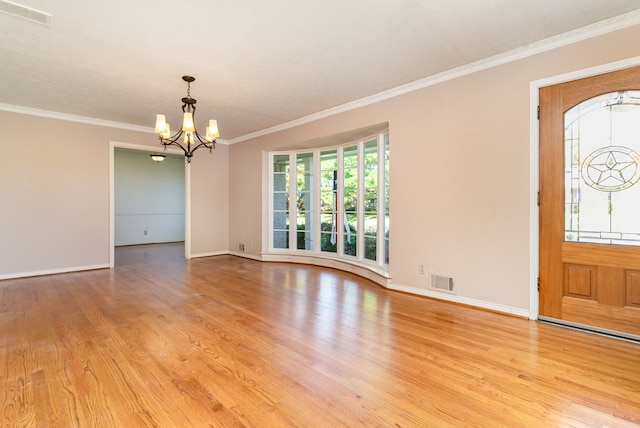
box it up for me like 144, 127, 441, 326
109, 142, 190, 266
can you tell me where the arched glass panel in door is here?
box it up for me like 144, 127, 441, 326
565, 90, 640, 245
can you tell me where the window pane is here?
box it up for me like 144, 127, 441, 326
384, 134, 390, 264
364, 237, 377, 261
297, 231, 313, 250
365, 164, 377, 187
273, 231, 289, 249
321, 150, 338, 236
344, 212, 357, 257
273, 192, 287, 210
273, 212, 289, 230
364, 218, 377, 237
297, 153, 314, 251
364, 188, 377, 212
384, 238, 389, 264
298, 191, 312, 211
344, 234, 357, 257
272, 153, 291, 250
321, 150, 338, 172
321, 233, 338, 253
273, 173, 288, 192
273, 154, 290, 173
564, 91, 640, 246
343, 144, 358, 257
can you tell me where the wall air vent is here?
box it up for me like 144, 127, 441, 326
430, 273, 455, 294
0, 0, 51, 26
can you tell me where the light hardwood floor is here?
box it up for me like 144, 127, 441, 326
1, 243, 640, 427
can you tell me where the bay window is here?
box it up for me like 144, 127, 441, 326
268, 131, 389, 271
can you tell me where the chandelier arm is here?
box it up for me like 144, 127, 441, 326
189, 140, 217, 155
165, 128, 185, 143
159, 127, 186, 147
160, 138, 190, 156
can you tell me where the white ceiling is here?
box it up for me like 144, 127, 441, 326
1, 0, 640, 143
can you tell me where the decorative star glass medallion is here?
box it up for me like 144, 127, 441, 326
581, 146, 640, 192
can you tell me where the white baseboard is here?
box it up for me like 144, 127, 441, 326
260, 252, 391, 287
190, 251, 264, 261
190, 250, 231, 259
389, 282, 530, 318
228, 251, 263, 261
0, 263, 110, 281
189, 251, 263, 261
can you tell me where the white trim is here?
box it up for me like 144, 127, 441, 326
532, 56, 640, 88
0, 263, 110, 281
261, 252, 391, 287
229, 10, 640, 144
262, 151, 270, 253
529, 56, 640, 321
198, 250, 523, 315
109, 141, 188, 267
109, 142, 115, 267
185, 162, 192, 260
0, 103, 231, 145
390, 283, 530, 318
227, 251, 263, 261
528, 83, 539, 321
288, 153, 297, 250
219, 251, 524, 316
336, 146, 345, 256
190, 250, 234, 259
0, 103, 153, 133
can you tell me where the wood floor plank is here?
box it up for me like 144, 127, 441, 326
1, 242, 640, 427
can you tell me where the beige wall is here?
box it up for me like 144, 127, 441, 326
227, 24, 640, 313
190, 144, 230, 256
0, 112, 229, 277
2, 23, 639, 312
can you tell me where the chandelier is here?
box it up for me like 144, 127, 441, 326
154, 75, 220, 163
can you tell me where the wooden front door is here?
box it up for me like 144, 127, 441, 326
539, 66, 640, 338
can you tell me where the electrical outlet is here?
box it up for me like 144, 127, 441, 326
144, 230, 148, 236
419, 263, 425, 275
239, 243, 245, 252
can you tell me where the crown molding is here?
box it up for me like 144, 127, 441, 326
0, 102, 153, 133
0, 103, 231, 145
0, 103, 234, 146
229, 8, 640, 144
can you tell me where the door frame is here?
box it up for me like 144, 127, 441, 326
529, 55, 640, 320
109, 141, 190, 267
